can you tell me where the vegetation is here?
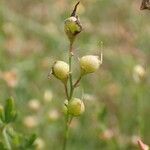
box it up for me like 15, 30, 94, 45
0, 0, 149, 149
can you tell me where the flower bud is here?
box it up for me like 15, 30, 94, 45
79, 55, 101, 75
52, 61, 69, 82
68, 98, 85, 116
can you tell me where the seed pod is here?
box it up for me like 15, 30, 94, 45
68, 98, 85, 116
64, 1, 82, 43
52, 61, 69, 82
63, 99, 68, 114
64, 17, 82, 43
79, 55, 101, 75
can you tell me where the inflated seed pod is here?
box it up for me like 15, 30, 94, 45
68, 98, 85, 116
52, 61, 69, 82
79, 55, 101, 75
64, 1, 82, 43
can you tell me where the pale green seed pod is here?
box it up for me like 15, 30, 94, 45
79, 55, 101, 75
64, 1, 82, 43
63, 99, 68, 114
52, 61, 69, 82
64, 16, 82, 42
68, 98, 85, 116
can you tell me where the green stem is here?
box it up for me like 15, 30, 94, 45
69, 42, 73, 100
63, 115, 74, 150
73, 75, 82, 88
62, 42, 74, 150
2, 126, 11, 150
62, 115, 69, 150
69, 77, 82, 101
70, 74, 82, 99
64, 83, 69, 100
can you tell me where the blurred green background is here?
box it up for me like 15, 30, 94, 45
0, 0, 150, 149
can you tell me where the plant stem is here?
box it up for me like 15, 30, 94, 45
73, 75, 82, 88
64, 83, 69, 100
63, 115, 74, 150
69, 74, 82, 102
62, 114, 69, 150
62, 42, 74, 150
2, 126, 11, 150
69, 42, 73, 100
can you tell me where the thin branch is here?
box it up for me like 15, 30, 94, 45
73, 75, 82, 88
99, 41, 103, 64
69, 42, 74, 100
64, 83, 69, 100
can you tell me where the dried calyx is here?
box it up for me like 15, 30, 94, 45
140, 0, 150, 10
